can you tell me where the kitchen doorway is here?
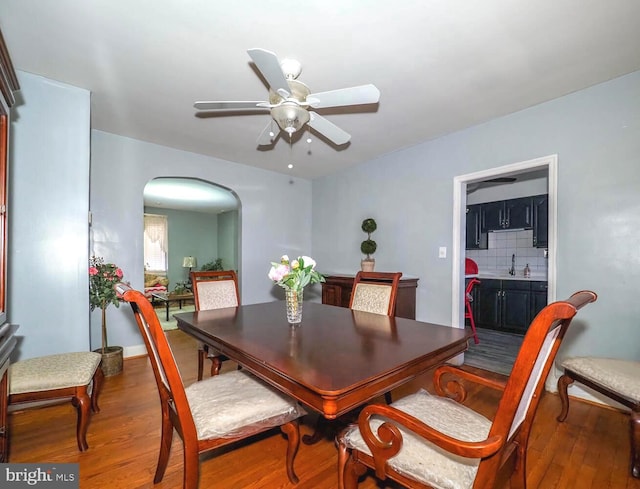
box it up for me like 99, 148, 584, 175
451, 155, 558, 373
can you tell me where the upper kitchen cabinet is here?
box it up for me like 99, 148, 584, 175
532, 194, 548, 248
480, 197, 532, 232
465, 204, 487, 250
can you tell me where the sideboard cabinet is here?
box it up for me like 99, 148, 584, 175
321, 274, 419, 319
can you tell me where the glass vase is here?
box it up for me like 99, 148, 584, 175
285, 288, 303, 325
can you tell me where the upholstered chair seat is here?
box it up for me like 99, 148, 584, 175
341, 389, 491, 489
9, 351, 103, 451
186, 370, 305, 439
560, 357, 640, 402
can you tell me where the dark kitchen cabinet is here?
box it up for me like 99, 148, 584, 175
481, 197, 533, 232
532, 194, 548, 248
531, 281, 548, 320
475, 279, 547, 334
321, 274, 419, 319
465, 204, 487, 250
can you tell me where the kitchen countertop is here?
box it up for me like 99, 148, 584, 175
466, 272, 547, 282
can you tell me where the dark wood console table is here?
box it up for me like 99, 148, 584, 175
321, 274, 419, 319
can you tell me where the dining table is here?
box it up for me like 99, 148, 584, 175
174, 301, 471, 420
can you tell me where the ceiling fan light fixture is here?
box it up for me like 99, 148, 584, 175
271, 103, 309, 135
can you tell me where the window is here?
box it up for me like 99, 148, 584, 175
144, 213, 168, 273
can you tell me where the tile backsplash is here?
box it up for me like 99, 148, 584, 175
466, 229, 547, 274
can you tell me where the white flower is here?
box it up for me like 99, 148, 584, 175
301, 256, 316, 269
281, 255, 289, 264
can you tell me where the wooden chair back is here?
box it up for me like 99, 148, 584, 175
349, 272, 402, 316
117, 284, 197, 442
190, 270, 239, 311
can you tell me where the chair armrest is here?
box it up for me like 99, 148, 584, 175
433, 364, 507, 402
356, 403, 503, 478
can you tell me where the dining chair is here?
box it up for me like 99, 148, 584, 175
465, 277, 481, 344
350, 271, 402, 404
557, 356, 640, 478
337, 290, 597, 489
349, 271, 402, 316
116, 283, 305, 489
190, 270, 240, 380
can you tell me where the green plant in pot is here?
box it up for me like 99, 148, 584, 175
360, 218, 377, 272
89, 256, 125, 376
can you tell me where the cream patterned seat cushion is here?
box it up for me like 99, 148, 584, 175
9, 352, 102, 394
351, 283, 392, 315
342, 389, 492, 489
185, 370, 305, 439
561, 357, 640, 402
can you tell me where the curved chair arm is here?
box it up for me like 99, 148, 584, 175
357, 403, 503, 479
433, 365, 507, 402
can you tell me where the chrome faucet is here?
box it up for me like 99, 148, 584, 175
508, 254, 516, 276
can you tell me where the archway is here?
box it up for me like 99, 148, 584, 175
142, 177, 240, 295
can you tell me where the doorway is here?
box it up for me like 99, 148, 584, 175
143, 177, 241, 294
451, 155, 557, 370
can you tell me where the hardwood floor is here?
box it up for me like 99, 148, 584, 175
8, 330, 640, 489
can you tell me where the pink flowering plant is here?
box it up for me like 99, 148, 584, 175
89, 256, 124, 352
268, 255, 325, 293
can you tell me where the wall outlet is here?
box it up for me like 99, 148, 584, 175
438, 247, 447, 258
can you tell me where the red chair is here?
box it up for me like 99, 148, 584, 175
465, 278, 480, 344
465, 257, 478, 275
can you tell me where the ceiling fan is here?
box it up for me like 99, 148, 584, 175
194, 48, 380, 147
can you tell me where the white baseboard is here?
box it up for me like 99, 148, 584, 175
123, 343, 147, 358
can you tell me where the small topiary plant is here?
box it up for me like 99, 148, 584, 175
360, 218, 377, 261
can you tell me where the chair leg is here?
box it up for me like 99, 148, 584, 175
210, 355, 222, 376
556, 373, 574, 422
280, 421, 300, 484
91, 367, 104, 413
182, 442, 200, 489
631, 410, 640, 478
466, 301, 479, 344
71, 385, 92, 451
153, 404, 174, 484
342, 452, 367, 489
197, 346, 207, 381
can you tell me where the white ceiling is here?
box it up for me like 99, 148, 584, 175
1, 1, 640, 180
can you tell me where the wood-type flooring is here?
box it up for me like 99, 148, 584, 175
8, 329, 640, 489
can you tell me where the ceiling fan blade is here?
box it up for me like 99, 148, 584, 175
256, 121, 279, 146
194, 101, 270, 111
307, 113, 350, 145
307, 84, 380, 109
247, 48, 291, 98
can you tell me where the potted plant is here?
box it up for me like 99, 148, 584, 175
89, 256, 125, 376
360, 218, 377, 271
200, 258, 224, 271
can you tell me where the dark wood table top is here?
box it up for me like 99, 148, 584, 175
175, 301, 470, 418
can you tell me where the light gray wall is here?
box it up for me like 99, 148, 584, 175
218, 210, 239, 272
9, 71, 90, 360
90, 130, 313, 355
312, 70, 640, 371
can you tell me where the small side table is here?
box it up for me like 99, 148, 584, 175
151, 292, 194, 321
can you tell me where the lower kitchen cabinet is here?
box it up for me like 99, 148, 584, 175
474, 279, 547, 334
